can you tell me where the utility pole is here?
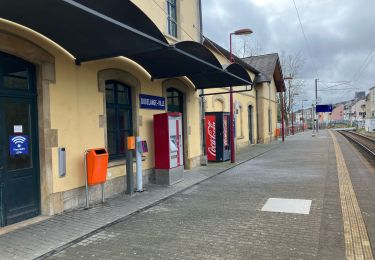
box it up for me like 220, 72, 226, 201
288, 79, 291, 136
281, 92, 285, 142
302, 100, 304, 132
315, 78, 318, 132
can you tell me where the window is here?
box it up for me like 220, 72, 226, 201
236, 104, 243, 138
106, 81, 132, 159
167, 88, 183, 113
0, 53, 32, 91
167, 0, 177, 37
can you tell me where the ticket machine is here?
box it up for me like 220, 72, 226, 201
154, 112, 184, 185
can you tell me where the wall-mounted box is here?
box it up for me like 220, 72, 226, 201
58, 147, 66, 178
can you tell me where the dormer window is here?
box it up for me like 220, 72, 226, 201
167, 0, 177, 37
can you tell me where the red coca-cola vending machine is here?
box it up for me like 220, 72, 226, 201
205, 112, 231, 162
154, 112, 184, 185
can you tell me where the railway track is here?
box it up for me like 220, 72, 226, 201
338, 130, 375, 167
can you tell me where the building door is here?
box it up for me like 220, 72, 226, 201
0, 53, 40, 227
248, 105, 254, 144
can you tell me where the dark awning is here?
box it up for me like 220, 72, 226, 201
0, 0, 252, 88
128, 41, 252, 89
188, 71, 250, 89
128, 41, 222, 79
0, 0, 168, 62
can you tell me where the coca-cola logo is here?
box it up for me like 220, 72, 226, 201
223, 116, 228, 146
207, 121, 216, 156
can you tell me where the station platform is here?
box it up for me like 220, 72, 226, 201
1, 130, 375, 259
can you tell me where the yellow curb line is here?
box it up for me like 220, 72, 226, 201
329, 130, 374, 260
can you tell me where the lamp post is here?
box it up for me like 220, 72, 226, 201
284, 76, 293, 136
229, 28, 252, 163
281, 92, 285, 142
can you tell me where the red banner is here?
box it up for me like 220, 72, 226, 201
205, 115, 216, 161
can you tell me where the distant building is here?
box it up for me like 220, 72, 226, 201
352, 98, 366, 128
365, 87, 375, 131
355, 91, 366, 101
331, 103, 344, 121
343, 101, 353, 122
293, 108, 312, 129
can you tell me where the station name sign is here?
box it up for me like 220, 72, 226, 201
316, 104, 333, 113
139, 94, 166, 110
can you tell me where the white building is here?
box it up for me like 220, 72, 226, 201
352, 99, 366, 128
365, 87, 375, 131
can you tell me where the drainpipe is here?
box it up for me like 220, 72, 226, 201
198, 0, 207, 165
198, 0, 203, 43
255, 84, 260, 143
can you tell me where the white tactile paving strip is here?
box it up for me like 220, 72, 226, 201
261, 198, 312, 215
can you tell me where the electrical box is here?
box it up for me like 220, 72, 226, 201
58, 147, 66, 177
153, 112, 184, 185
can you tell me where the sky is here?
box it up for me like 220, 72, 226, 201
201, 0, 375, 108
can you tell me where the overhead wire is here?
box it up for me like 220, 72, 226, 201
291, 0, 319, 78
353, 49, 375, 84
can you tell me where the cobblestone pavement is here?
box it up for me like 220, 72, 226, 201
49, 131, 345, 260
0, 141, 277, 260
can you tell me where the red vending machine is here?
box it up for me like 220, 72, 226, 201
205, 112, 231, 162
154, 112, 184, 185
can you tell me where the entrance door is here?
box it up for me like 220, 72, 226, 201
248, 105, 254, 144
0, 53, 40, 227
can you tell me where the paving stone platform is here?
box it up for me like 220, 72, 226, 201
46, 130, 360, 260
3, 130, 375, 260
0, 140, 278, 260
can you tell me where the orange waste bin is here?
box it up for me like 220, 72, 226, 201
275, 128, 280, 137
86, 148, 108, 186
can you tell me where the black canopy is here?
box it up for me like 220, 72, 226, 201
128, 41, 252, 88
0, 0, 252, 88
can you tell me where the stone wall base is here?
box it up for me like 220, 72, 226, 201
47, 155, 202, 214
54, 168, 154, 212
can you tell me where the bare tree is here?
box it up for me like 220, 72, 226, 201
233, 36, 264, 58
277, 51, 306, 133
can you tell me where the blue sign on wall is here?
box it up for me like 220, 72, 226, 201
9, 135, 29, 156
140, 94, 166, 110
316, 104, 333, 113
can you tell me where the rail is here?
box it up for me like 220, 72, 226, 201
338, 130, 375, 159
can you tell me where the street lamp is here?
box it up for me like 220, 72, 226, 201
284, 76, 293, 136
229, 28, 253, 163
280, 92, 285, 142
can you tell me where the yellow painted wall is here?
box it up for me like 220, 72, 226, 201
131, 0, 201, 43
256, 80, 279, 143
0, 0, 281, 212
0, 19, 202, 196
50, 57, 202, 193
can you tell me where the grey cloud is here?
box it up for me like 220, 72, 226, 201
202, 0, 375, 105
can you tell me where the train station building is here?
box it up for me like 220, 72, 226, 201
0, 0, 285, 226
